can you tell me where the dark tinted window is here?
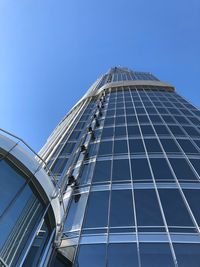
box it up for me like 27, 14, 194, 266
127, 115, 137, 124
98, 141, 113, 155
107, 243, 139, 267
160, 139, 180, 153
115, 126, 126, 137
112, 159, 131, 181
154, 125, 170, 135
183, 189, 200, 225
169, 158, 197, 181
174, 243, 200, 267
140, 125, 155, 135
115, 116, 125, 125
140, 243, 175, 267
131, 159, 152, 181
110, 190, 134, 226
93, 161, 111, 182
135, 189, 163, 226
144, 139, 162, 153
150, 158, 174, 181
168, 125, 185, 136
101, 127, 114, 139
127, 125, 140, 136
177, 139, 199, 153
83, 191, 109, 228
159, 189, 194, 227
114, 140, 128, 154
75, 244, 106, 267
129, 139, 145, 153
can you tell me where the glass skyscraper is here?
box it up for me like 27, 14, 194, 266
41, 67, 200, 267
1, 67, 200, 266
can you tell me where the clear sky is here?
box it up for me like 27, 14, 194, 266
0, 0, 200, 152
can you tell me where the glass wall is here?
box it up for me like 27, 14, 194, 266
57, 85, 200, 266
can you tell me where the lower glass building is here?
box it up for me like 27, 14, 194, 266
1, 67, 200, 266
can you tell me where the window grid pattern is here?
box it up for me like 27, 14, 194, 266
58, 87, 200, 267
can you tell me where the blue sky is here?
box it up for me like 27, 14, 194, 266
0, 0, 200, 151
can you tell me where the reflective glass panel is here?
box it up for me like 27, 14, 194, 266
110, 190, 134, 227
107, 243, 139, 267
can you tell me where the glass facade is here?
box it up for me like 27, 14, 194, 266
39, 67, 200, 266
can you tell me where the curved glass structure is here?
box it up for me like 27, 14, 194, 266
40, 67, 200, 266
0, 134, 62, 267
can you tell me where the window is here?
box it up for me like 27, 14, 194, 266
183, 189, 200, 225
114, 126, 126, 137
131, 158, 152, 181
168, 125, 185, 136
129, 139, 145, 154
114, 140, 128, 154
173, 243, 200, 267
92, 160, 111, 183
115, 116, 125, 125
160, 139, 180, 153
182, 126, 199, 137
110, 190, 135, 227
158, 189, 194, 227
177, 139, 198, 153
127, 115, 137, 124
101, 127, 114, 139
75, 244, 106, 267
79, 162, 95, 185
135, 189, 163, 226
51, 158, 68, 174
60, 143, 75, 156
149, 115, 162, 123
169, 158, 198, 181
154, 125, 170, 135
107, 243, 139, 267
140, 125, 155, 135
112, 159, 131, 181
189, 159, 200, 178
150, 158, 174, 181
104, 117, 114, 126
144, 139, 162, 153
137, 115, 149, 124
174, 116, 189, 124
83, 191, 109, 228
127, 125, 140, 136
64, 193, 88, 232
140, 243, 174, 267
98, 141, 113, 155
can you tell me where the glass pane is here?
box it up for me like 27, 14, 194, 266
83, 191, 109, 228
135, 189, 163, 226
158, 189, 194, 227
177, 139, 199, 153
174, 243, 200, 267
75, 244, 106, 267
183, 189, 200, 225
0, 160, 26, 216
131, 158, 152, 181
150, 158, 174, 181
107, 243, 139, 267
140, 243, 175, 267
113, 140, 128, 154
79, 162, 95, 185
144, 139, 162, 153
160, 139, 180, 153
64, 193, 88, 232
114, 126, 126, 137
98, 141, 113, 155
169, 158, 198, 181
110, 190, 134, 227
92, 160, 111, 183
129, 139, 145, 153
112, 159, 131, 181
